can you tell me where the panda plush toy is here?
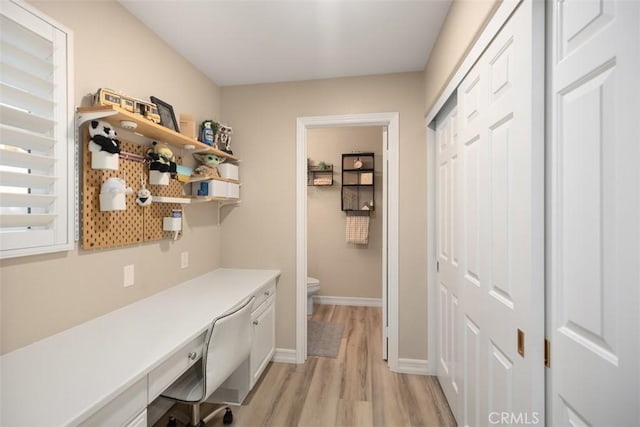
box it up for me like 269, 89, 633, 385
88, 120, 121, 154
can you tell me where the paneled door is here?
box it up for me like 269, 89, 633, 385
435, 95, 461, 418
437, 1, 545, 424
548, 0, 639, 425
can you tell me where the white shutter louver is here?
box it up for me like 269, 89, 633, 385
0, 1, 74, 258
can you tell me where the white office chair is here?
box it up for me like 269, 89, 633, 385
162, 296, 255, 427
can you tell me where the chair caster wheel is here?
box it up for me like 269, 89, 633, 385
223, 407, 233, 425
167, 416, 178, 427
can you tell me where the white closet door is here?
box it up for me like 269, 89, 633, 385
548, 0, 639, 425
435, 96, 461, 419
454, 1, 545, 424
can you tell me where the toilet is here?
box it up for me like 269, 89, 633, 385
307, 276, 321, 315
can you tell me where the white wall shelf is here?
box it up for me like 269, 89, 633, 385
153, 195, 240, 205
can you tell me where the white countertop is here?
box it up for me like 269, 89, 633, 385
0, 268, 280, 427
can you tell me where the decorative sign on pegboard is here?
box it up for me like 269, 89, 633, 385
81, 126, 184, 250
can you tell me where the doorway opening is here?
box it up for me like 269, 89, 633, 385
296, 112, 399, 369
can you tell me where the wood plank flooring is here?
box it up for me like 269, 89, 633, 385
153, 304, 456, 427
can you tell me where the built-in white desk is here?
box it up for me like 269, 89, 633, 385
0, 268, 280, 427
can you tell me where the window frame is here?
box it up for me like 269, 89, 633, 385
0, 0, 75, 259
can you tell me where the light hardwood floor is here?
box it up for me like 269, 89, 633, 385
153, 304, 456, 427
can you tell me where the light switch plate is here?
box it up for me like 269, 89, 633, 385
123, 264, 134, 287
181, 252, 189, 269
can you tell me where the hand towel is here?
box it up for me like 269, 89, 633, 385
346, 214, 370, 245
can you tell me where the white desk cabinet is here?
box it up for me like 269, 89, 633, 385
250, 287, 275, 388
0, 268, 280, 427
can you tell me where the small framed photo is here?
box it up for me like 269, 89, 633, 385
150, 96, 180, 132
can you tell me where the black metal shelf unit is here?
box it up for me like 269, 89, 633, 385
341, 153, 375, 211
307, 165, 333, 186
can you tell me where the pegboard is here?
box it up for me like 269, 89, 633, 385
145, 178, 184, 242
81, 127, 183, 250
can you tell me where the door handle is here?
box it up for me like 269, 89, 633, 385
517, 329, 525, 357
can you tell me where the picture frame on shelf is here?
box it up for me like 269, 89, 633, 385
150, 96, 180, 132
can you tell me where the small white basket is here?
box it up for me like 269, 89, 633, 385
99, 193, 126, 211
227, 183, 240, 199
192, 180, 228, 197
91, 151, 119, 170
163, 217, 182, 231
149, 170, 170, 186
217, 163, 239, 180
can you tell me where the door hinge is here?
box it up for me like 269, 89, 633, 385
436, 261, 440, 273
544, 339, 550, 368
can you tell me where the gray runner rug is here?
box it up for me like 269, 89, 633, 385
307, 320, 344, 358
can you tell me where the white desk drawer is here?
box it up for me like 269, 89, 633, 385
148, 332, 206, 403
253, 280, 276, 313
80, 377, 146, 427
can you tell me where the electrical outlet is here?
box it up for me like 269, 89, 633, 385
123, 264, 134, 287
181, 252, 189, 269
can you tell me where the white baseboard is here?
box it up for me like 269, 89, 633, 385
396, 358, 429, 375
272, 348, 298, 364
314, 295, 382, 307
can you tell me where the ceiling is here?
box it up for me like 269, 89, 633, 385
119, 0, 452, 87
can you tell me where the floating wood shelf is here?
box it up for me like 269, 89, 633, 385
154, 195, 240, 204
187, 175, 240, 184
76, 105, 239, 162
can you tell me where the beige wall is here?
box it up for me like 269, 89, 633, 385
424, 0, 501, 113
0, 1, 222, 354
220, 72, 428, 359
1, 0, 503, 362
307, 127, 383, 299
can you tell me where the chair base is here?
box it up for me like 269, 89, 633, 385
167, 405, 233, 427
201, 405, 232, 426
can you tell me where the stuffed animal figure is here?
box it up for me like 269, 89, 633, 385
200, 120, 219, 147
99, 177, 133, 211
147, 141, 177, 174
88, 120, 120, 154
100, 177, 132, 195
192, 152, 225, 177
216, 124, 233, 154
136, 187, 152, 206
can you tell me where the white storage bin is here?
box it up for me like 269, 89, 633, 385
192, 180, 228, 197
149, 170, 170, 186
163, 217, 182, 232
99, 193, 126, 211
227, 183, 240, 199
217, 163, 239, 180
91, 151, 119, 170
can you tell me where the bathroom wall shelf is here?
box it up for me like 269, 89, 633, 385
307, 165, 333, 186
76, 105, 239, 161
341, 152, 375, 211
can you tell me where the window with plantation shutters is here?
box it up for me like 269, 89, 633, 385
0, 0, 74, 259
